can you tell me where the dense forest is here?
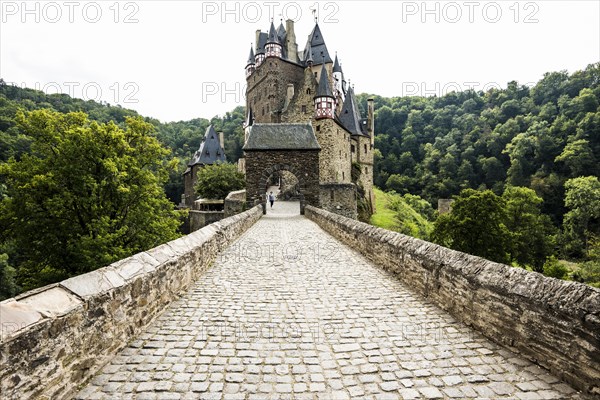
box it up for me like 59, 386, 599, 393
359, 64, 599, 222
1, 62, 599, 298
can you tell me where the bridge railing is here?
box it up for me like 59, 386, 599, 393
0, 205, 262, 400
305, 205, 600, 396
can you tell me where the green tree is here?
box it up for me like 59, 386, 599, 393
431, 189, 510, 263
194, 163, 245, 200
562, 176, 600, 257
502, 186, 555, 272
0, 110, 181, 291
555, 139, 596, 178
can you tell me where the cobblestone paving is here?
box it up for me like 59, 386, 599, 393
77, 202, 582, 399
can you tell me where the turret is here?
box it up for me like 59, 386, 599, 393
245, 46, 255, 78
265, 21, 282, 58
255, 30, 266, 66
305, 43, 314, 68
332, 53, 344, 102
314, 64, 335, 120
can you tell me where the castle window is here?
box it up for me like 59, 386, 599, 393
351, 145, 355, 153
306, 88, 311, 95
266, 104, 269, 113
365, 167, 368, 173
342, 172, 345, 180
364, 144, 367, 153
314, 72, 318, 78
262, 108, 265, 116
302, 105, 307, 113
330, 190, 334, 201
316, 125, 320, 132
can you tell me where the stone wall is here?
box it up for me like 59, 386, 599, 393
246, 58, 305, 123
0, 206, 263, 400
314, 119, 352, 184
305, 206, 600, 395
224, 189, 247, 218
189, 210, 225, 232
318, 183, 357, 219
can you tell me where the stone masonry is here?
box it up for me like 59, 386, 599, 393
76, 202, 589, 399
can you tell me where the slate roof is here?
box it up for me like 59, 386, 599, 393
316, 64, 334, 98
246, 47, 255, 65
338, 87, 367, 136
302, 24, 332, 65
243, 123, 321, 151
267, 21, 279, 44
333, 54, 342, 73
256, 32, 268, 54
188, 125, 226, 166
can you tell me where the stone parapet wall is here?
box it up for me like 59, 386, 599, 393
189, 210, 225, 232
0, 205, 262, 400
305, 205, 600, 395
224, 189, 247, 218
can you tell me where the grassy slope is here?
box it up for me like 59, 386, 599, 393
370, 188, 398, 230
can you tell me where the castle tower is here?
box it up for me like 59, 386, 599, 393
314, 64, 335, 120
241, 20, 375, 220
265, 21, 282, 58
182, 125, 226, 207
245, 46, 255, 78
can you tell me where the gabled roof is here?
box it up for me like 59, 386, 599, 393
315, 64, 334, 98
302, 23, 332, 65
338, 87, 367, 136
188, 125, 226, 166
243, 123, 321, 151
246, 46, 255, 65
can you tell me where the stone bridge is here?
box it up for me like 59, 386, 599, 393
1, 202, 599, 399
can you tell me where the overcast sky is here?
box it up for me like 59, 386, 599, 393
1, 1, 599, 122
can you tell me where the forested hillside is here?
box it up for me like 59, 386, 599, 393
357, 63, 600, 227
0, 80, 246, 204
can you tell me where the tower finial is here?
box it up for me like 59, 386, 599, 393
310, 6, 318, 23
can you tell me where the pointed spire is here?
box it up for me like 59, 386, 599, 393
277, 21, 286, 40
305, 42, 314, 66
315, 64, 334, 98
304, 23, 332, 65
267, 21, 279, 44
338, 87, 365, 136
247, 45, 255, 66
333, 53, 342, 73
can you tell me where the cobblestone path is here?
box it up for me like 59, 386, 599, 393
77, 202, 581, 399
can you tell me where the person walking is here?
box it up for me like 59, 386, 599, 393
268, 191, 275, 208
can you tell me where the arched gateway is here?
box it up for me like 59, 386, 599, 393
243, 123, 320, 214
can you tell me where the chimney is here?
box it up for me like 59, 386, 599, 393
218, 131, 225, 150
255, 30, 261, 52
367, 98, 375, 147
285, 19, 298, 63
